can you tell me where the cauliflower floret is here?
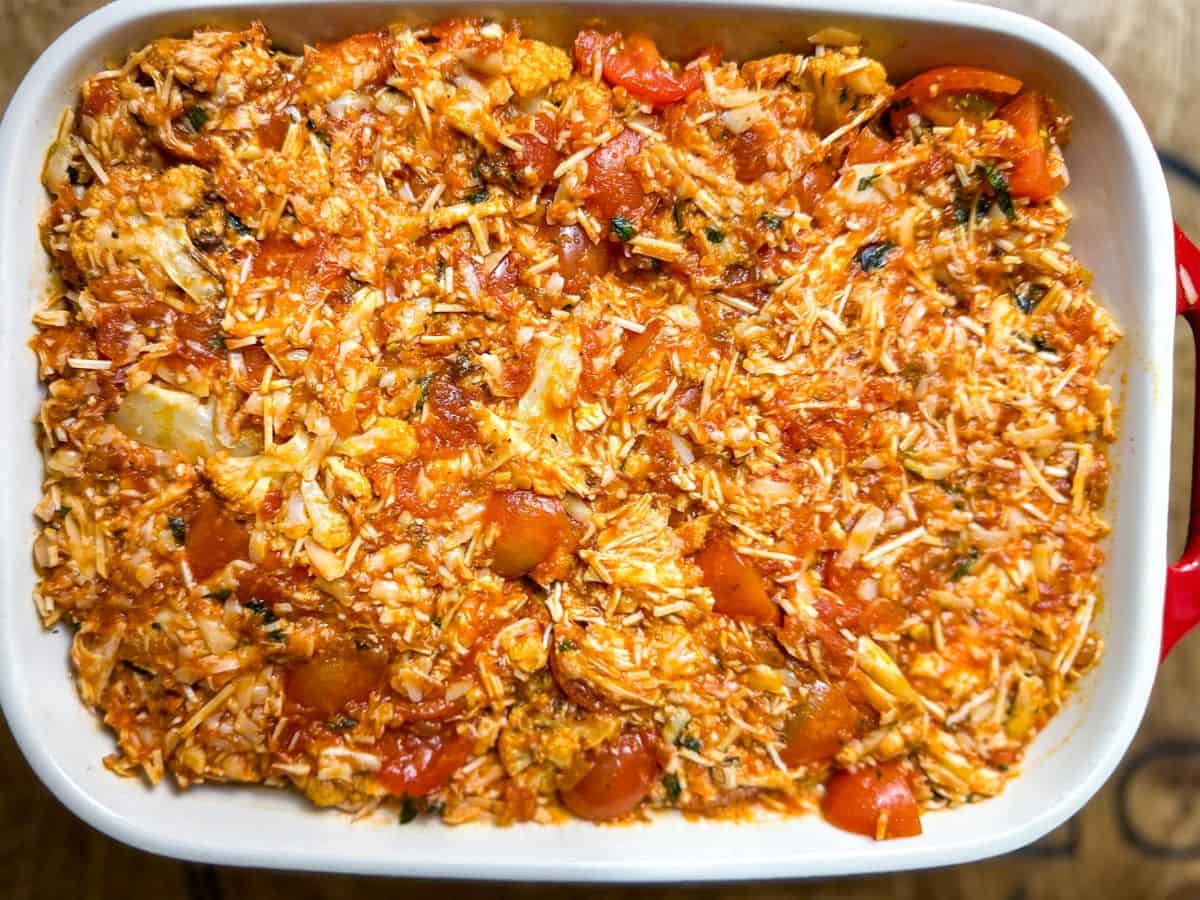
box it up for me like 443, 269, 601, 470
299, 479, 352, 549
337, 418, 417, 458
503, 39, 571, 98
324, 456, 373, 499
791, 51, 889, 134
204, 452, 289, 514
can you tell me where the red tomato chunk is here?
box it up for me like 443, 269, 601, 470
560, 730, 659, 820
485, 490, 569, 577
822, 761, 923, 839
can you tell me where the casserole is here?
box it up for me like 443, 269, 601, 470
0, 0, 1189, 879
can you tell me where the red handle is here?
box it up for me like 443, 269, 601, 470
1162, 223, 1200, 659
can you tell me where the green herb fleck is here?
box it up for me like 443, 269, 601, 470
209, 332, 227, 351
855, 240, 894, 273
673, 202, 686, 232
225, 211, 252, 236
168, 517, 187, 544
465, 185, 489, 204
662, 772, 682, 804
950, 547, 979, 581
760, 212, 783, 230
610, 215, 637, 242
954, 204, 970, 225
557, 639, 578, 653
326, 716, 358, 730
399, 794, 420, 824
414, 373, 434, 413
266, 629, 287, 643
56, 505, 71, 519
857, 173, 880, 191
184, 106, 208, 132
1031, 334, 1053, 354
981, 163, 1016, 221
677, 734, 702, 752
206, 588, 232, 600
430, 614, 443, 628
1015, 283, 1048, 315
705, 226, 725, 244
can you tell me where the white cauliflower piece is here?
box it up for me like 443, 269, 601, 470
299, 479, 352, 549
337, 418, 417, 458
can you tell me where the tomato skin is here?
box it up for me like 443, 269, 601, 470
286, 653, 387, 717
997, 91, 1067, 200
695, 535, 778, 624
781, 681, 860, 767
417, 376, 478, 453
378, 728, 473, 797
797, 163, 836, 216
185, 493, 249, 582
574, 31, 719, 107
584, 128, 651, 223
822, 761, 923, 839
846, 127, 891, 166
510, 113, 559, 186
548, 224, 612, 295
485, 490, 569, 577
891, 65, 1022, 128
561, 730, 659, 820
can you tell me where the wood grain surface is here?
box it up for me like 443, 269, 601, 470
2, 2, 1198, 897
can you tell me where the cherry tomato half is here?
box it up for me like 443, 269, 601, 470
891, 65, 1022, 129
997, 91, 1067, 200
781, 681, 860, 767
695, 535, 778, 624
560, 730, 659, 820
378, 728, 474, 797
821, 761, 923, 839
574, 30, 721, 108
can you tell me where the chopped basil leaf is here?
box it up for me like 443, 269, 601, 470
760, 212, 783, 230
225, 211, 252, 236
673, 202, 686, 232
414, 373, 434, 412
954, 204, 970, 225
857, 173, 880, 191
1031, 334, 1052, 354
399, 794, 420, 824
465, 185, 489, 204
557, 639, 578, 653
206, 588, 232, 600
209, 332, 227, 351
56, 505, 71, 519
855, 240, 894, 273
168, 517, 187, 543
662, 772, 682, 804
981, 163, 1016, 221
326, 716, 357, 730
610, 216, 637, 242
430, 614, 443, 628
1015, 283, 1048, 314
950, 547, 979, 581
678, 734, 702, 752
183, 106, 208, 132
705, 226, 725, 244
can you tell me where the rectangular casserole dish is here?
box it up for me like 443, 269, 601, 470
0, 0, 1180, 880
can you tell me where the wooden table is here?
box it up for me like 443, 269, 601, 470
2, 2, 1198, 897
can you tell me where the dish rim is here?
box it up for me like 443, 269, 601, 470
0, 0, 1173, 880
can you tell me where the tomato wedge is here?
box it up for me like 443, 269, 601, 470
561, 730, 659, 820
781, 681, 860, 767
997, 91, 1067, 200
822, 761, 923, 839
695, 535, 778, 624
891, 65, 1022, 128
485, 489, 569, 578
378, 728, 474, 797
574, 30, 720, 107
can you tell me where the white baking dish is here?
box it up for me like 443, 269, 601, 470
0, 0, 1182, 880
